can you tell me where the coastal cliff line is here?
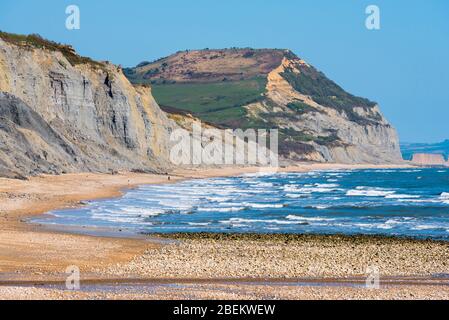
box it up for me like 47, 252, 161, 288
0, 33, 180, 178
0, 33, 403, 178
126, 48, 403, 164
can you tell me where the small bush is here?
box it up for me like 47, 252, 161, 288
286, 101, 317, 114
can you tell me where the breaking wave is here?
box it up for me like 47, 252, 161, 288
35, 168, 449, 240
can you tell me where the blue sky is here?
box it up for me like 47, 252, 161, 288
1, 0, 448, 143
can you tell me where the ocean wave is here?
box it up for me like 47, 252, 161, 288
325, 171, 350, 177
285, 193, 306, 198
205, 196, 231, 202
283, 185, 300, 192
397, 199, 441, 204
157, 200, 198, 209
397, 194, 449, 205
198, 207, 246, 213
242, 203, 284, 209
187, 222, 211, 226
411, 224, 445, 231
351, 222, 398, 230
296, 186, 340, 194
375, 219, 405, 229
91, 214, 152, 225
305, 205, 330, 210
163, 209, 189, 215
120, 206, 164, 216
219, 202, 243, 206
440, 192, 449, 200
385, 194, 420, 199
219, 217, 307, 225
346, 187, 395, 197
286, 215, 334, 222
252, 182, 274, 188
315, 183, 340, 188
37, 168, 449, 240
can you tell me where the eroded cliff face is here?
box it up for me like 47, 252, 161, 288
0, 36, 253, 178
0, 36, 404, 178
127, 49, 403, 164
0, 37, 177, 178
246, 57, 403, 164
411, 154, 448, 166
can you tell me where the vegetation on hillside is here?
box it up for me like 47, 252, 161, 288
0, 31, 106, 70
286, 101, 317, 114
124, 48, 384, 154
281, 64, 379, 125
125, 48, 286, 84
151, 77, 267, 126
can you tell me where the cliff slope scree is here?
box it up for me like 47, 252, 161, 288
0, 33, 177, 178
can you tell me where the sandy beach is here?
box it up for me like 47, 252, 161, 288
2, 163, 449, 300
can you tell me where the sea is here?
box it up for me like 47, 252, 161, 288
33, 168, 449, 240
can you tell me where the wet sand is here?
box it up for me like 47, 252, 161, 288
2, 281, 449, 300
3, 163, 448, 300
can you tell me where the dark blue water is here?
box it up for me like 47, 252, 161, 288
34, 168, 449, 240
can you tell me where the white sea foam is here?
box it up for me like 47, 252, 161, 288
296, 187, 338, 194
307, 205, 330, 209
158, 203, 197, 211
253, 182, 274, 188
285, 193, 304, 198
385, 194, 420, 199
440, 192, 449, 200
91, 214, 152, 225
352, 222, 383, 229
397, 193, 449, 205
39, 168, 449, 239
120, 207, 164, 216
219, 202, 243, 206
286, 215, 334, 222
242, 203, 284, 209
356, 222, 401, 230
412, 224, 438, 230
219, 217, 305, 225
283, 185, 300, 192
198, 207, 246, 213
374, 219, 405, 229
398, 199, 441, 203
315, 183, 340, 188
205, 196, 231, 202
346, 187, 395, 197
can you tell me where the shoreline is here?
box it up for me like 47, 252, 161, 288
0, 163, 422, 273
1, 163, 414, 234
4, 163, 449, 300
150, 232, 449, 244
